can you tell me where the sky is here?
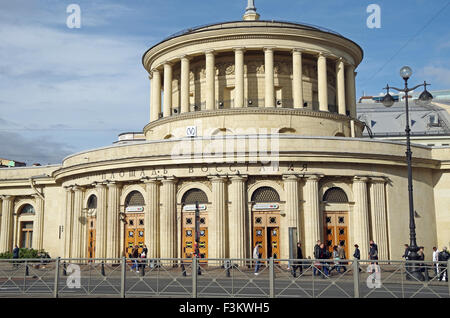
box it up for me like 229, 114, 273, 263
0, 0, 449, 165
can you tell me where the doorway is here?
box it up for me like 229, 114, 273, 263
323, 211, 349, 258
182, 212, 208, 260
87, 217, 96, 259
252, 212, 280, 259
124, 213, 145, 257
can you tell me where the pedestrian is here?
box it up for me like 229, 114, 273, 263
140, 249, 147, 272
130, 245, 140, 273
142, 244, 148, 256
353, 244, 361, 272
369, 240, 379, 264
402, 244, 410, 260
319, 243, 330, 278
329, 246, 340, 274
12, 245, 19, 268
313, 240, 321, 276
253, 244, 261, 276
337, 242, 347, 272
438, 247, 449, 282
418, 246, 428, 280
432, 246, 440, 278
292, 242, 303, 277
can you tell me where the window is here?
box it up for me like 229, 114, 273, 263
182, 189, 208, 204
20, 204, 35, 215
323, 187, 348, 203
20, 222, 33, 248
251, 187, 280, 202
125, 191, 145, 207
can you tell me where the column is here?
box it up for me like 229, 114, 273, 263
0, 196, 14, 253
151, 68, 161, 121
163, 62, 173, 117
72, 186, 84, 258
303, 176, 321, 258
95, 183, 107, 259
353, 177, 370, 259
145, 179, 160, 258
346, 64, 356, 118
264, 48, 274, 107
180, 56, 190, 114
160, 178, 177, 259
106, 182, 121, 258
336, 58, 346, 115
234, 48, 245, 108
64, 187, 74, 258
292, 50, 304, 109
205, 50, 216, 110
210, 176, 228, 259
33, 195, 45, 251
229, 175, 247, 264
283, 175, 301, 259
317, 53, 328, 112
370, 178, 389, 260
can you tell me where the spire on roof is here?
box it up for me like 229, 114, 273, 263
243, 0, 260, 21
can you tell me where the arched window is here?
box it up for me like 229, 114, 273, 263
251, 186, 280, 202
87, 195, 97, 209
182, 188, 208, 204
20, 204, 35, 215
125, 190, 145, 207
322, 187, 348, 203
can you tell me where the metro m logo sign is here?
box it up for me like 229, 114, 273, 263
186, 126, 197, 137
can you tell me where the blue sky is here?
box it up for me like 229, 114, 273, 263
0, 0, 449, 165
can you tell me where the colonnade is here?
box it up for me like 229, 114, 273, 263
149, 48, 357, 121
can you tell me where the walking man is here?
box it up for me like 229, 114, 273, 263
353, 244, 361, 272
369, 240, 379, 264
253, 244, 262, 276
432, 247, 440, 278
313, 240, 321, 276
337, 242, 347, 273
438, 247, 449, 282
292, 242, 304, 277
12, 245, 19, 268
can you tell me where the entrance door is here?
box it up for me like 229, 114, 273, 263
323, 212, 349, 258
252, 212, 280, 259
124, 213, 145, 257
182, 212, 208, 260
87, 217, 96, 259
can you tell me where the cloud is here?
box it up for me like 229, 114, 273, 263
420, 65, 450, 87
0, 131, 74, 165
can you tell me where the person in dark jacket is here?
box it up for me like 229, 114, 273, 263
318, 243, 330, 278
292, 242, 304, 277
353, 244, 361, 272
369, 240, 379, 264
438, 247, 449, 282
402, 244, 410, 260
313, 240, 321, 276
417, 247, 428, 280
12, 245, 19, 268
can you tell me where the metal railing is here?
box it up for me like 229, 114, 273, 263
0, 258, 448, 298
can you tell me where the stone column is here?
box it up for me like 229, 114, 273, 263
210, 176, 228, 259
353, 177, 370, 259
160, 178, 177, 259
346, 64, 357, 118
292, 49, 304, 109
106, 182, 121, 258
317, 53, 328, 112
95, 183, 107, 259
64, 187, 74, 258
370, 177, 389, 260
145, 179, 160, 258
163, 62, 173, 117
303, 176, 321, 258
0, 196, 14, 253
180, 56, 190, 114
205, 50, 216, 110
234, 48, 245, 108
264, 47, 275, 107
229, 175, 247, 264
72, 186, 84, 258
336, 58, 346, 115
151, 68, 161, 121
283, 175, 301, 259
32, 195, 45, 251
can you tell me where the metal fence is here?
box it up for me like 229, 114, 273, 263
0, 258, 448, 298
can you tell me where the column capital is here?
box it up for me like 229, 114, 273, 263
230, 174, 248, 182
304, 174, 321, 182
163, 61, 174, 67
0, 195, 14, 201
263, 47, 275, 52
205, 49, 215, 56
151, 68, 161, 74
64, 186, 74, 192
233, 47, 246, 53
179, 54, 192, 61
94, 182, 107, 189
142, 177, 161, 185
282, 174, 299, 181
72, 185, 85, 192
208, 175, 228, 183
353, 176, 369, 183
106, 181, 121, 188
369, 176, 387, 184
161, 176, 177, 184
292, 48, 303, 54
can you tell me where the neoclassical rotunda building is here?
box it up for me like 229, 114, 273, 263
0, 3, 449, 261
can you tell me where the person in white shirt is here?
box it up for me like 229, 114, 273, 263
253, 244, 261, 275
432, 246, 439, 277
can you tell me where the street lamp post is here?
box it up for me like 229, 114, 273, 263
382, 66, 433, 281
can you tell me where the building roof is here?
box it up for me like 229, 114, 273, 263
357, 99, 450, 137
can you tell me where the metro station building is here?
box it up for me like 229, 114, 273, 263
0, 4, 449, 261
